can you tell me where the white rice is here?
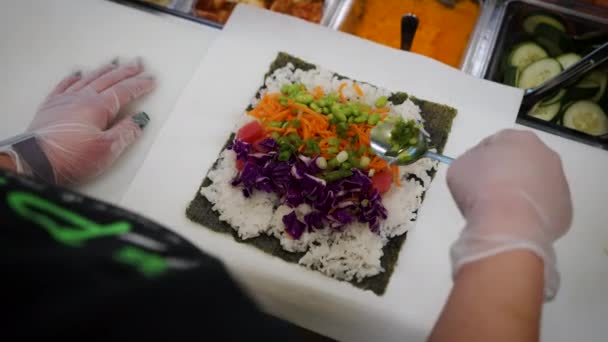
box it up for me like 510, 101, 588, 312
201, 63, 437, 283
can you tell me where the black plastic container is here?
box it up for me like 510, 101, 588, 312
485, 0, 608, 150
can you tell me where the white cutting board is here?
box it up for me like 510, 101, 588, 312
120, 5, 543, 342
0, 0, 218, 203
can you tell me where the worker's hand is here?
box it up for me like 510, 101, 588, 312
5, 58, 156, 185
447, 129, 572, 300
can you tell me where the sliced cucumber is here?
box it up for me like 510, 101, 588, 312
518, 58, 562, 89
523, 14, 566, 34
540, 89, 566, 106
563, 100, 608, 136
533, 24, 572, 56
581, 70, 607, 102
508, 42, 548, 69
556, 53, 581, 69
530, 101, 561, 121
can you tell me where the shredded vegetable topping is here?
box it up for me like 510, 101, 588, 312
248, 83, 393, 178
230, 81, 421, 239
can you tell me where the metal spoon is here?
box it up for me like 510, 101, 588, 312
370, 121, 454, 166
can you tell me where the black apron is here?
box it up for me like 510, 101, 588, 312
0, 169, 289, 340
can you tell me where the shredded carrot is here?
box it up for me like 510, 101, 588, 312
313, 86, 324, 99
353, 82, 364, 97
391, 165, 401, 186
338, 82, 348, 104
368, 107, 390, 114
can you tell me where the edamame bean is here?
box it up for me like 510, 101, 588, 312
367, 113, 381, 125
295, 93, 314, 104
375, 96, 388, 108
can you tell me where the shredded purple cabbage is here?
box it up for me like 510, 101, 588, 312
282, 211, 306, 239
229, 138, 387, 238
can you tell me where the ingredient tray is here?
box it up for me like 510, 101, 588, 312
328, 0, 491, 69
109, 0, 337, 29
465, 0, 608, 150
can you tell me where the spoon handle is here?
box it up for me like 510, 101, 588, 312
424, 151, 454, 165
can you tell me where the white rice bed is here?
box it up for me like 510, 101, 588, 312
202, 64, 437, 282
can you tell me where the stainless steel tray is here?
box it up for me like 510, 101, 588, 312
108, 0, 339, 29
328, 0, 493, 70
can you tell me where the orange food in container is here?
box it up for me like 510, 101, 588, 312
352, 0, 482, 68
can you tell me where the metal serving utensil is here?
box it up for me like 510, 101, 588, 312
370, 122, 454, 166
520, 42, 608, 114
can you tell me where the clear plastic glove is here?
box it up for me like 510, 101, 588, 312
447, 129, 572, 300
1, 58, 156, 185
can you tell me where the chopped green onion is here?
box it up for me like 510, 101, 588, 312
360, 156, 371, 168
316, 156, 327, 170
327, 157, 340, 169
336, 151, 349, 163
278, 151, 291, 161
328, 137, 340, 146
323, 169, 353, 182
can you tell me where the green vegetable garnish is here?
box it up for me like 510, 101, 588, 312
295, 93, 314, 104
388, 117, 421, 157
310, 102, 322, 112
323, 169, 353, 182
304, 139, 320, 154
353, 113, 368, 123
335, 112, 347, 122
336, 122, 350, 137
327, 157, 340, 169
375, 96, 388, 108
278, 151, 291, 161
368, 113, 381, 125
268, 121, 283, 128
326, 146, 339, 155
328, 137, 340, 146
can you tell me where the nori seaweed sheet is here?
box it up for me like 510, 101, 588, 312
186, 52, 457, 295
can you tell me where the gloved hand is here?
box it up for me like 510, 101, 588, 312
447, 129, 572, 300
0, 58, 156, 185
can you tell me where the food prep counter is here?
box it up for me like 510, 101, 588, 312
6, 2, 606, 341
